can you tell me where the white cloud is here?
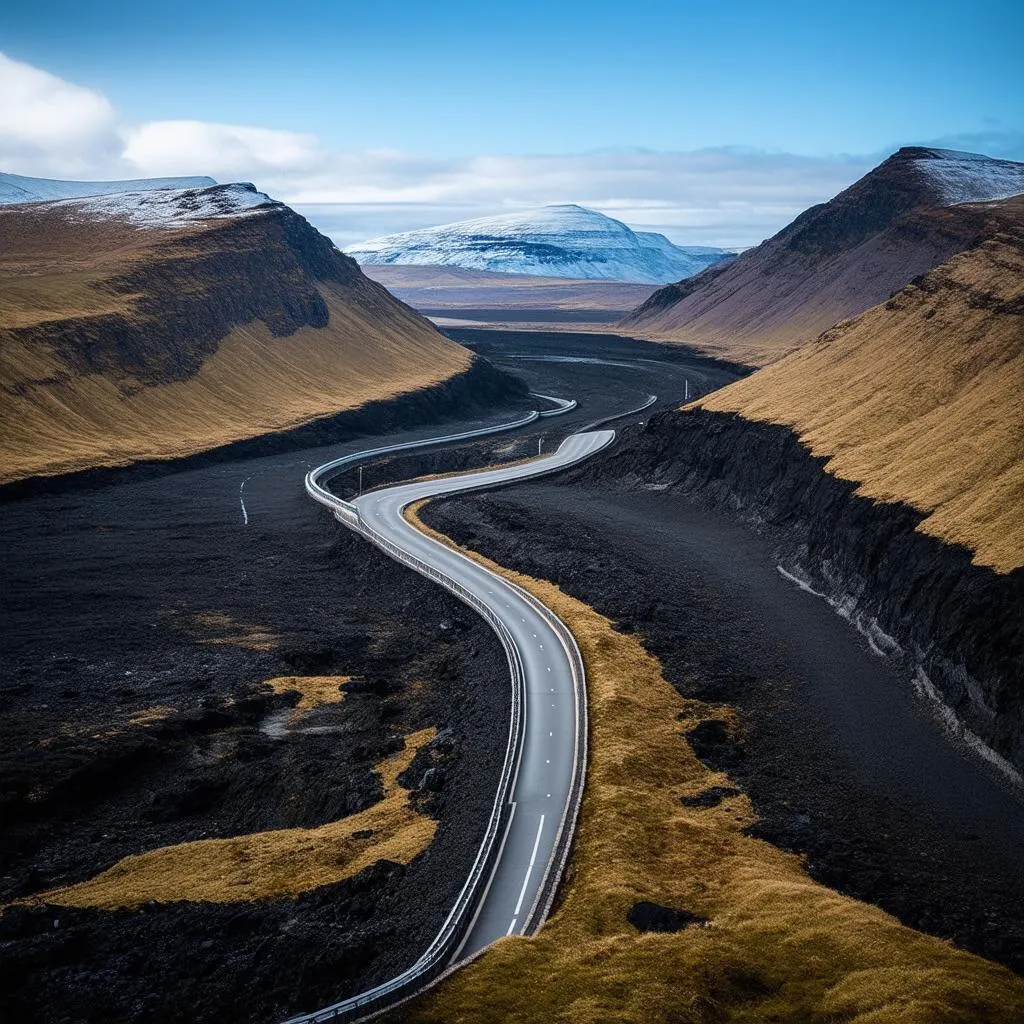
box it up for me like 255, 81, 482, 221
0, 53, 121, 175
122, 120, 323, 179
10, 55, 1019, 249
286, 150, 875, 249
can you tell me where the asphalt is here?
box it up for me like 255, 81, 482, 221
351, 430, 614, 954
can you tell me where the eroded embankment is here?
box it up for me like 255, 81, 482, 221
397, 506, 1024, 1024
582, 408, 1024, 775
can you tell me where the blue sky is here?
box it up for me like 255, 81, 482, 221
2, 0, 1022, 245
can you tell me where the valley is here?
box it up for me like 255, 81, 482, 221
3, 138, 1023, 1024
0, 332, 734, 1021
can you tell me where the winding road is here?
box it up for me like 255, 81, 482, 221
294, 408, 616, 1021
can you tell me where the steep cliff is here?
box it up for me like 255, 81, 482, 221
0, 183, 496, 484
700, 194, 1024, 573
592, 195, 1024, 772
621, 147, 1024, 365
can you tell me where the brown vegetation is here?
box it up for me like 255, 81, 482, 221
264, 675, 350, 720
401, 505, 1024, 1023
362, 264, 658, 312
699, 197, 1024, 572
0, 199, 471, 483
24, 728, 436, 909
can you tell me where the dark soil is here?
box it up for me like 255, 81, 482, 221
627, 901, 706, 933
1, 330, 732, 1023
421, 480, 1024, 974
0, 437, 514, 1023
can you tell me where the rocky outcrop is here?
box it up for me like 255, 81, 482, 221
586, 408, 1024, 774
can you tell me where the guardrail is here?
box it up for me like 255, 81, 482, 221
303, 409, 542, 515
293, 410, 610, 1023
282, 513, 528, 1023
533, 392, 578, 417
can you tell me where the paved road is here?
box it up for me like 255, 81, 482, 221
352, 429, 614, 954
293, 426, 614, 1021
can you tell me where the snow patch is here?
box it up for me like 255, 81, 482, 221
911, 150, 1024, 205
912, 669, 1023, 789
51, 182, 276, 228
0, 171, 217, 205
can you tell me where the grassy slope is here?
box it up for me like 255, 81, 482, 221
0, 205, 471, 483
401, 505, 1024, 1023
619, 157, 1022, 368
698, 205, 1024, 573
25, 728, 435, 908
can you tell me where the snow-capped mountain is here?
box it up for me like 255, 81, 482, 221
622, 146, 1024, 364
345, 205, 733, 284
0, 172, 217, 205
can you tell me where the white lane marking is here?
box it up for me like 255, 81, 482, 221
546, 666, 552, 672
239, 477, 252, 525
532, 633, 537, 638
549, 732, 553, 737
506, 917, 519, 936
514, 815, 546, 916
539, 644, 543, 650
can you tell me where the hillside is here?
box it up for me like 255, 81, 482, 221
698, 194, 1024, 572
345, 205, 732, 284
622, 147, 1024, 365
0, 183, 476, 484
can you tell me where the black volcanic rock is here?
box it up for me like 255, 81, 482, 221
627, 901, 707, 933
680, 786, 742, 808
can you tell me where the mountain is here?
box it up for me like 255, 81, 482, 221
0, 171, 217, 205
344, 205, 733, 284
0, 181, 489, 484
621, 147, 1024, 365
698, 193, 1024, 573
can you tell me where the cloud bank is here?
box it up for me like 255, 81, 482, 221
3, 53, 1020, 249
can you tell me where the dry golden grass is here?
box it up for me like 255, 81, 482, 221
193, 611, 281, 652
28, 728, 436, 909
0, 199, 473, 483
401, 506, 1024, 1023
0, 282, 471, 484
264, 675, 350, 720
700, 234, 1024, 572
126, 706, 177, 727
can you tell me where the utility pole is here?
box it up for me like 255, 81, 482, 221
538, 436, 543, 456
685, 379, 690, 402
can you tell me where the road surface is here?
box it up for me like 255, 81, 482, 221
354, 429, 612, 952
294, 426, 614, 1021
